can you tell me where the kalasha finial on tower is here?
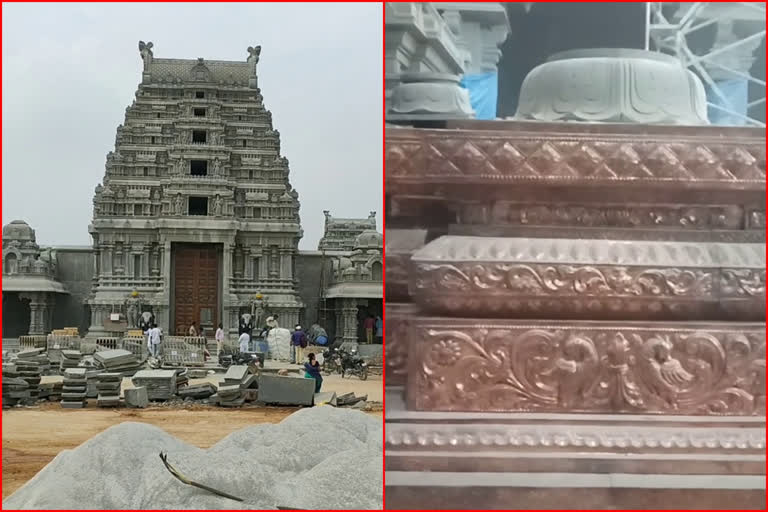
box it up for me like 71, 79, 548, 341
138, 41, 154, 70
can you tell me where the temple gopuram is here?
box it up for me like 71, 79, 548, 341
385, 2, 765, 509
2, 42, 382, 349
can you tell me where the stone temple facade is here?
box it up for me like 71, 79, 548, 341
317, 212, 383, 344
2, 221, 68, 336
88, 42, 303, 337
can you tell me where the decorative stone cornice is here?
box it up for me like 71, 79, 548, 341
433, 3, 510, 73
385, 123, 765, 190
386, 3, 473, 120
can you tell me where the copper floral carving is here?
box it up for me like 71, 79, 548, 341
408, 324, 765, 415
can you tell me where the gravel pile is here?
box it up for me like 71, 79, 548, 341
3, 406, 382, 510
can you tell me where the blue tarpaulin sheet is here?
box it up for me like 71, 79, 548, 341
461, 72, 498, 120
706, 79, 749, 126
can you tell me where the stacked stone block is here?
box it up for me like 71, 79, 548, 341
96, 373, 122, 407
61, 368, 88, 409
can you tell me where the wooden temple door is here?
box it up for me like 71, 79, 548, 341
173, 245, 219, 336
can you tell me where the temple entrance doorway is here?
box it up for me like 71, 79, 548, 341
171, 243, 221, 336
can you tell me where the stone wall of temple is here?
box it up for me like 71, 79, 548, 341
51, 247, 94, 334
294, 251, 325, 329
4, 246, 329, 338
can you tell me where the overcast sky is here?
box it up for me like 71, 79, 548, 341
2, 2, 382, 250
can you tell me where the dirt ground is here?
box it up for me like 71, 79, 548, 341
2, 374, 382, 499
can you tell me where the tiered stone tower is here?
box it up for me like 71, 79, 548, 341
86, 42, 303, 338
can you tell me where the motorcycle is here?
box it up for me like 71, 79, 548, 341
340, 348, 368, 381
322, 348, 343, 375
219, 349, 264, 369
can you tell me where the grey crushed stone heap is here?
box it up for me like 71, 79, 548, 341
3, 406, 383, 510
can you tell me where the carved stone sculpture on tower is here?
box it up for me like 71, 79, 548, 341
138, 41, 154, 70
174, 194, 184, 215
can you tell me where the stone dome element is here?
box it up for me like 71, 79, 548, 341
515, 49, 708, 125
2, 220, 36, 243
354, 230, 383, 251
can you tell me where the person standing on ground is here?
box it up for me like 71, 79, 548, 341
291, 325, 307, 364
375, 314, 383, 344
198, 327, 211, 361
148, 322, 162, 358
363, 315, 375, 343
215, 322, 225, 357
238, 330, 250, 353
304, 352, 323, 392
188, 322, 197, 336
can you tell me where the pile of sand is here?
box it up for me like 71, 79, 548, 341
3, 407, 382, 510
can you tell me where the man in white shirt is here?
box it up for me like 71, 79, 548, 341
215, 322, 225, 357
239, 331, 250, 353
148, 323, 162, 357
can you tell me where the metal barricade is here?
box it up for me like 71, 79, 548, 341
19, 335, 47, 350
161, 336, 207, 367
94, 337, 120, 352
46, 334, 80, 363
121, 336, 148, 361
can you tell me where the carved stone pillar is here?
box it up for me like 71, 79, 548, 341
335, 306, 344, 341
93, 246, 101, 279
114, 244, 124, 275
223, 243, 234, 290
269, 247, 279, 278
39, 294, 52, 334
433, 3, 509, 74
103, 244, 113, 275
280, 248, 293, 280
234, 246, 243, 278
386, 2, 473, 120
142, 245, 150, 277
341, 298, 359, 344
243, 247, 252, 280
150, 243, 160, 275
161, 241, 172, 296
23, 293, 43, 335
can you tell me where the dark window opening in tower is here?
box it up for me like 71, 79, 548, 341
243, 140, 247, 147
192, 130, 207, 144
188, 196, 208, 216
190, 160, 208, 176
194, 108, 206, 117
195, 91, 205, 99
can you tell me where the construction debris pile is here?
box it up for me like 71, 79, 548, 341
3, 407, 383, 510
211, 365, 258, 407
